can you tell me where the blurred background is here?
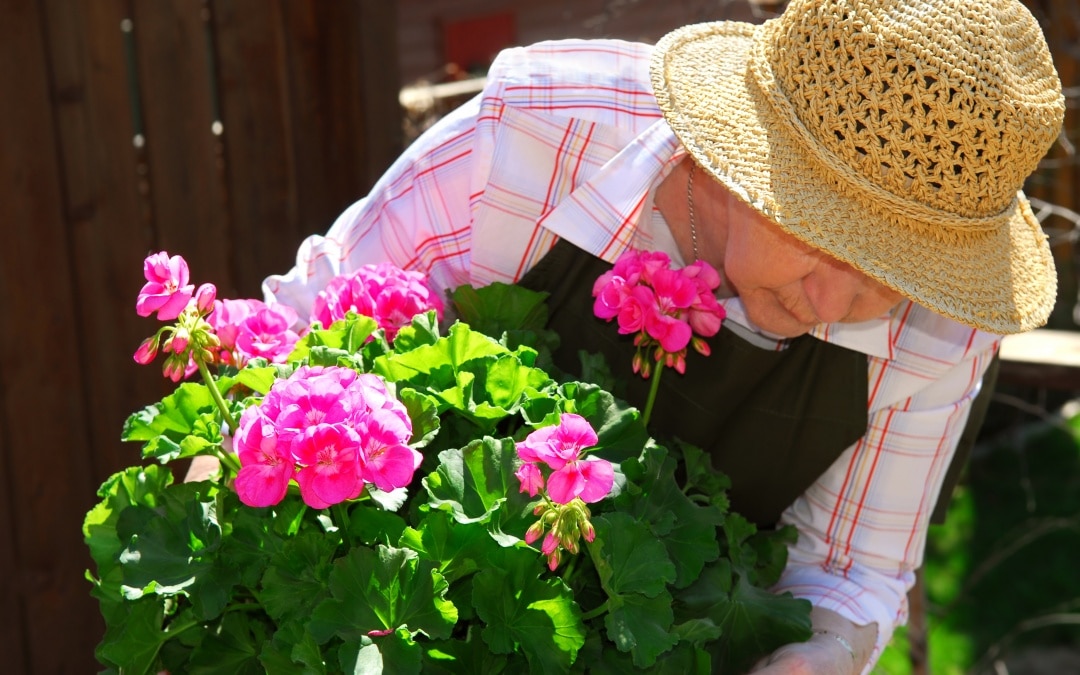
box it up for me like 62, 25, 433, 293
1, 0, 1077, 672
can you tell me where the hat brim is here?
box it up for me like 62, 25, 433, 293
651, 21, 1057, 335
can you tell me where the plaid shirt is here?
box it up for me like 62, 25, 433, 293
265, 38, 999, 668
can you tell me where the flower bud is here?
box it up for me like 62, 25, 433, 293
581, 519, 596, 543
133, 336, 159, 365
541, 532, 559, 556
524, 519, 546, 545
691, 336, 711, 357
194, 283, 217, 314
546, 549, 562, 571
170, 327, 190, 354
162, 355, 186, 382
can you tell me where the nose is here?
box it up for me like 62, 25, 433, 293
802, 258, 862, 324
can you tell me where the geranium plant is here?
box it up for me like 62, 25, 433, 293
84, 251, 811, 674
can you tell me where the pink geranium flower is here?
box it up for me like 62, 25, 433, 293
357, 409, 422, 492
209, 299, 300, 367
516, 413, 613, 505
312, 263, 444, 341
233, 408, 294, 507
136, 251, 195, 321
293, 424, 365, 509
233, 365, 418, 509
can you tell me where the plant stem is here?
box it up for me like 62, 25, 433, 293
197, 359, 238, 435
580, 600, 610, 622
642, 360, 665, 427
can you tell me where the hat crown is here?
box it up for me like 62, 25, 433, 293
759, 0, 1064, 218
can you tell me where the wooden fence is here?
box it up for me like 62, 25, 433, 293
1, 0, 1077, 673
0, 1, 399, 671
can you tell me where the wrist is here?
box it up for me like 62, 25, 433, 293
812, 628, 856, 668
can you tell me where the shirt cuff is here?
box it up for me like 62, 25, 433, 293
771, 556, 914, 674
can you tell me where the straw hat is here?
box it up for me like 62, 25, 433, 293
651, 0, 1065, 334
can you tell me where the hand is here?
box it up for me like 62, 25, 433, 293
748, 631, 856, 674
748, 607, 875, 675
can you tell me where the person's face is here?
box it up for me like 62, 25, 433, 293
718, 196, 904, 338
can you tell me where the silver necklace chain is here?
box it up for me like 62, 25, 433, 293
687, 162, 699, 262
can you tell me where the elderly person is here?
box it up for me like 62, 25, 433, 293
265, 0, 1064, 671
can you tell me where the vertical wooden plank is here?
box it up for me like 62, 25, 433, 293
277, 0, 368, 246
211, 0, 305, 296
43, 0, 170, 486
358, 0, 404, 183
0, 0, 101, 671
131, 0, 237, 294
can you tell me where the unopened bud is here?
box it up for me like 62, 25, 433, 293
170, 328, 190, 354
524, 519, 546, 545
691, 336, 710, 357
581, 519, 596, 543
133, 336, 159, 365
194, 283, 217, 314
162, 356, 186, 382
546, 549, 562, 571
541, 532, 559, 556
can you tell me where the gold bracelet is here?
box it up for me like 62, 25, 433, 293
814, 629, 856, 662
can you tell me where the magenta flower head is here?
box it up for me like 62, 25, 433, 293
136, 251, 195, 321
209, 299, 300, 367
515, 413, 613, 505
312, 263, 444, 341
234, 406, 294, 507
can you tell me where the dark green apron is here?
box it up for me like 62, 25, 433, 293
518, 239, 994, 527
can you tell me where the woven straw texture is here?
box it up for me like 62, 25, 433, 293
651, 0, 1065, 334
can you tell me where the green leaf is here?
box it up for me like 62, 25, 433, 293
678, 563, 813, 673
449, 282, 550, 336
398, 388, 441, 450
602, 591, 680, 668
373, 323, 550, 431
421, 639, 510, 674
339, 631, 423, 675
590, 512, 676, 598
186, 610, 270, 674
94, 594, 168, 673
620, 445, 724, 588
84, 465, 174, 578
348, 504, 408, 547
308, 545, 457, 644
398, 509, 500, 583
256, 529, 338, 624
116, 482, 224, 603
423, 437, 531, 528
259, 620, 328, 675
122, 379, 236, 462
391, 310, 443, 352
234, 365, 278, 395
472, 547, 585, 674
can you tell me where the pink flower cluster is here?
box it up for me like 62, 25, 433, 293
208, 299, 301, 368
592, 249, 725, 375
312, 263, 445, 341
233, 366, 421, 509
134, 251, 219, 381
515, 414, 613, 505
515, 414, 613, 570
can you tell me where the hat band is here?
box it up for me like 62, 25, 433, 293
745, 26, 1009, 235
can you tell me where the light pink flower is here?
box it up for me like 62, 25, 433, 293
209, 299, 300, 367
234, 408, 294, 507
515, 463, 545, 497
515, 414, 613, 505
137, 252, 195, 321
546, 455, 615, 504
